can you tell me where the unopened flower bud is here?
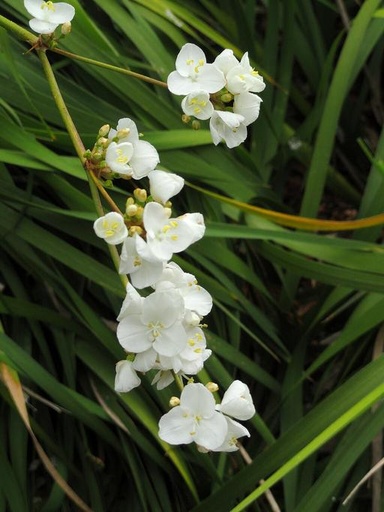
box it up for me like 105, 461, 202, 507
135, 206, 144, 219
83, 149, 92, 159
98, 124, 110, 138
169, 396, 180, 407
92, 150, 104, 162
220, 93, 233, 103
163, 207, 172, 218
182, 114, 190, 124
116, 128, 130, 140
206, 382, 219, 393
126, 197, 135, 206
134, 188, 147, 203
98, 136, 108, 144
129, 226, 143, 236
126, 204, 138, 217
191, 120, 200, 130
61, 21, 72, 35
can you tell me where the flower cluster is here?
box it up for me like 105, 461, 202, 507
168, 43, 265, 148
159, 381, 255, 452
24, 0, 75, 35
91, 117, 256, 452
91, 118, 212, 391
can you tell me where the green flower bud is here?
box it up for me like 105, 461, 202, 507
98, 124, 110, 138
134, 188, 147, 203
220, 93, 233, 103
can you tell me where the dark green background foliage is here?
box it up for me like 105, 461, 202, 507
1, 1, 384, 511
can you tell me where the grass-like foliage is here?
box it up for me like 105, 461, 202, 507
1, 1, 384, 511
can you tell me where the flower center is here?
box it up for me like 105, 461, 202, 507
41, 1, 55, 11
102, 219, 120, 237
116, 148, 129, 164
147, 321, 165, 339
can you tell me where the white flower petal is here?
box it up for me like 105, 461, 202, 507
117, 315, 151, 353
212, 417, 250, 452
213, 49, 239, 76
233, 92, 262, 126
29, 18, 58, 33
196, 64, 226, 93
132, 348, 157, 372
114, 360, 141, 393
149, 170, 184, 203
159, 406, 196, 445
152, 370, 175, 390
194, 412, 228, 450
45, 3, 75, 23
218, 380, 256, 420
129, 140, 160, 179
119, 235, 164, 288
209, 111, 247, 148
153, 322, 186, 357
142, 290, 184, 328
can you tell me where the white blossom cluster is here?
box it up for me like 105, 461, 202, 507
159, 381, 255, 452
168, 43, 266, 148
91, 117, 256, 451
92, 118, 212, 392
23, 0, 258, 452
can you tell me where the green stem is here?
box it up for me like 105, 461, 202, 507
37, 49, 127, 287
0, 14, 167, 89
0, 15, 38, 45
38, 49, 85, 161
174, 373, 184, 392
52, 47, 168, 88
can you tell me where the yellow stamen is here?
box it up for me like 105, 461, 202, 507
41, 1, 55, 11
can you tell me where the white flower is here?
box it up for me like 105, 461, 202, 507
154, 262, 212, 318
138, 203, 205, 262
233, 92, 262, 126
226, 53, 266, 95
158, 383, 228, 449
181, 91, 214, 120
107, 118, 159, 179
93, 212, 128, 245
209, 111, 247, 148
213, 49, 239, 76
157, 325, 209, 374
105, 142, 134, 175
167, 43, 225, 95
148, 170, 184, 204
114, 360, 141, 393
217, 380, 255, 421
212, 416, 250, 452
119, 235, 164, 289
24, 0, 75, 34
117, 289, 186, 357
